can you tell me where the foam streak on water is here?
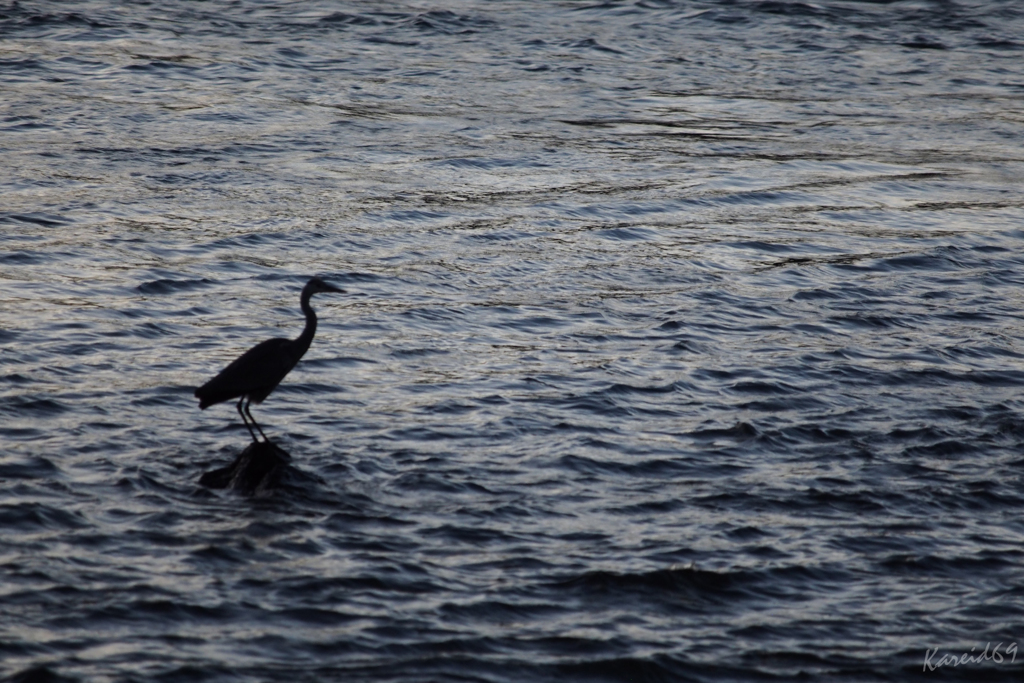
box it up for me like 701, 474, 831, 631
2, 1, 1024, 681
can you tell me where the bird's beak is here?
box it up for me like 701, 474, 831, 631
325, 284, 345, 294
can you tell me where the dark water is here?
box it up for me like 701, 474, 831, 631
3, 0, 1024, 680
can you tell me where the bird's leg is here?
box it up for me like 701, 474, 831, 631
244, 399, 270, 443
236, 396, 259, 443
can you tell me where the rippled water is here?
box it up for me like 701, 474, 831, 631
3, 1, 1024, 681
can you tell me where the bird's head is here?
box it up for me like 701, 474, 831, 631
305, 277, 345, 295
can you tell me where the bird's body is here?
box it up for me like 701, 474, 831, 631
195, 336, 304, 409
195, 277, 343, 442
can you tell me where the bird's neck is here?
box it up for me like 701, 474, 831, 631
295, 290, 317, 356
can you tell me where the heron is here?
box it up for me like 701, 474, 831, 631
195, 276, 344, 442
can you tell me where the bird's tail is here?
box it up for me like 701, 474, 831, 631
195, 386, 213, 410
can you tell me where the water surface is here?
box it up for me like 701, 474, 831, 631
2, 1, 1024, 681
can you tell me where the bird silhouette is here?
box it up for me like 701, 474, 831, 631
195, 277, 344, 442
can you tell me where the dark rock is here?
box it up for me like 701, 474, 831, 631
199, 440, 294, 494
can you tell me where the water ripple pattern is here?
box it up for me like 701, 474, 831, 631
2, 1, 1024, 681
